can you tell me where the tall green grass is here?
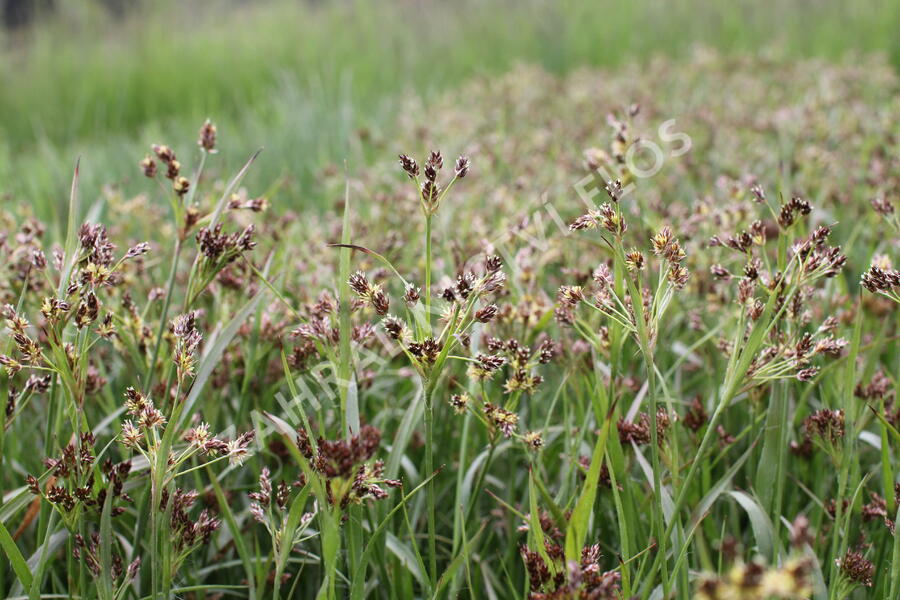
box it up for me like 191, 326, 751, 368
0, 0, 897, 221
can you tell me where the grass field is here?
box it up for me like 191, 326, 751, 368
0, 1, 899, 599
1, 0, 898, 219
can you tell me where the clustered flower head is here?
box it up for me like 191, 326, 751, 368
682, 397, 709, 432
196, 222, 256, 263
447, 337, 555, 450
704, 193, 849, 390
520, 541, 621, 599
249, 467, 292, 521
563, 210, 690, 349
569, 197, 627, 235
289, 290, 341, 352
777, 196, 812, 229
73, 531, 141, 589
398, 149, 470, 215
198, 119, 217, 153
439, 260, 507, 305
160, 487, 223, 573
466, 352, 506, 381
295, 424, 400, 509
227, 191, 268, 212
248, 467, 315, 552
651, 225, 690, 288
803, 408, 845, 445
407, 337, 441, 366
119, 385, 254, 468
349, 271, 390, 316
740, 314, 846, 386
474, 336, 553, 394
617, 407, 672, 447
121, 386, 164, 444
695, 558, 813, 599
836, 549, 875, 589
860, 490, 898, 532
172, 311, 203, 382
861, 259, 900, 301
792, 225, 847, 281
27, 433, 133, 528
367, 252, 508, 380
149, 143, 190, 197
483, 402, 519, 437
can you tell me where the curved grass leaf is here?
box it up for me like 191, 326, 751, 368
727, 491, 776, 559
564, 403, 614, 562
0, 520, 32, 590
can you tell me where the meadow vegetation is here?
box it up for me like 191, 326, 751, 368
1, 2, 899, 599
0, 0, 897, 213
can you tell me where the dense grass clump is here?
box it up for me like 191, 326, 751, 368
0, 52, 899, 599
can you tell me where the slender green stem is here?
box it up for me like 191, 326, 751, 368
600, 231, 665, 588
273, 553, 282, 600
150, 489, 160, 600
338, 178, 353, 438
424, 214, 433, 330
642, 344, 670, 591
420, 200, 438, 592
144, 238, 183, 394
465, 439, 497, 525
423, 377, 438, 590
615, 242, 670, 592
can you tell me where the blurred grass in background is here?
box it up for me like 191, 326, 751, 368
0, 0, 897, 223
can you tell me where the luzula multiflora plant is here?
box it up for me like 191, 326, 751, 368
861, 196, 900, 303
560, 176, 850, 594
347, 151, 489, 585
346, 151, 560, 592
1, 120, 263, 599
563, 179, 691, 591
4, 221, 156, 597
138, 122, 261, 600
257, 410, 401, 600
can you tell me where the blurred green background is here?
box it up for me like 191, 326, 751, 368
0, 0, 897, 221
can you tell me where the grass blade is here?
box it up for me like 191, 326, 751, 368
0, 520, 32, 589
727, 491, 776, 560
564, 402, 614, 561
